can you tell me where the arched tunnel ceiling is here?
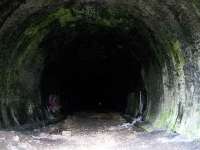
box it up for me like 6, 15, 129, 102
0, 0, 200, 138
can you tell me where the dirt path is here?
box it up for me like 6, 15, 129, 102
0, 112, 199, 150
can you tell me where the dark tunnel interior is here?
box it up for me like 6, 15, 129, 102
39, 21, 150, 117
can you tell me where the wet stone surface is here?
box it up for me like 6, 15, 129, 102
0, 112, 199, 150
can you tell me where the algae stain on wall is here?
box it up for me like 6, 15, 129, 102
149, 38, 186, 132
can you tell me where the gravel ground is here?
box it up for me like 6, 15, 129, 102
0, 112, 199, 150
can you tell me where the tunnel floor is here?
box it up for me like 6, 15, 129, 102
0, 112, 199, 150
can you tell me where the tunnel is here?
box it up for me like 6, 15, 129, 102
39, 21, 148, 115
0, 0, 200, 140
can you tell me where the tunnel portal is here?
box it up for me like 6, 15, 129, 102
39, 22, 149, 116
1, 0, 200, 139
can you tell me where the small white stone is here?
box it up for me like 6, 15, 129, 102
13, 135, 19, 142
62, 130, 71, 136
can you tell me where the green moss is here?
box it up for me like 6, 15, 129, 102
96, 18, 112, 27
71, 6, 133, 28
15, 8, 74, 70
154, 110, 176, 129
154, 32, 185, 70
24, 26, 40, 36
170, 40, 185, 66
15, 7, 75, 69
53, 8, 74, 27
24, 8, 73, 37
193, 0, 200, 9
